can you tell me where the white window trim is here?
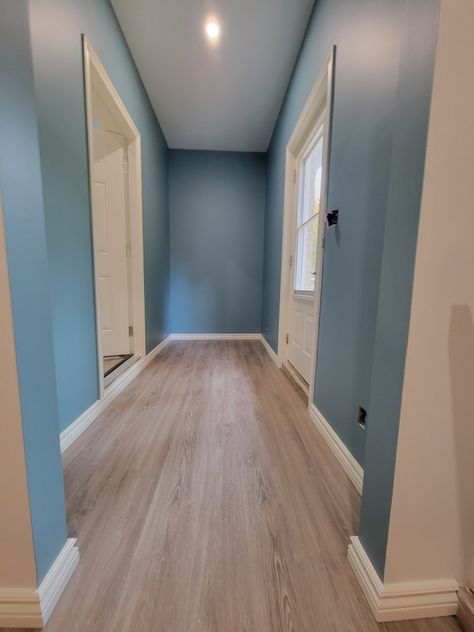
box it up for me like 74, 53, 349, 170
277, 47, 335, 407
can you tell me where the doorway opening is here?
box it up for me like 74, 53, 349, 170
278, 48, 335, 406
83, 37, 145, 395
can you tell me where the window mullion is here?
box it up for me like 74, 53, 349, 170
297, 212, 319, 231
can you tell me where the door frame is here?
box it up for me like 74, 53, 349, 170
83, 36, 146, 398
277, 47, 335, 407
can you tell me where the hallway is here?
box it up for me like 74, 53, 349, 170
2, 341, 459, 632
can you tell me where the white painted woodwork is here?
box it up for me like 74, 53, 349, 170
277, 49, 334, 408
287, 296, 315, 383
92, 128, 130, 356
84, 38, 146, 397
287, 126, 327, 384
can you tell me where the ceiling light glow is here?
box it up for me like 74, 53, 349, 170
205, 20, 220, 40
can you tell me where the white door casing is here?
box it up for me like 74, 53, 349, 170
84, 37, 146, 398
92, 128, 130, 356
278, 47, 335, 405
287, 124, 326, 383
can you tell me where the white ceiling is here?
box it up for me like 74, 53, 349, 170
111, 0, 315, 152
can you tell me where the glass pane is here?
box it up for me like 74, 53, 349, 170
298, 135, 324, 227
294, 215, 319, 291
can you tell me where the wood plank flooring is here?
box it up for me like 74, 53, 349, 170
2, 341, 460, 632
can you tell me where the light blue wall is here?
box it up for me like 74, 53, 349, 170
28, 0, 169, 432
262, 0, 407, 466
359, 0, 440, 579
0, 0, 68, 583
169, 151, 266, 334
261, 0, 439, 577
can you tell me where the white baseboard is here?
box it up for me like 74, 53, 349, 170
168, 333, 261, 340
60, 337, 170, 453
259, 334, 282, 366
348, 536, 458, 622
308, 404, 364, 494
0, 538, 79, 628
38, 539, 79, 624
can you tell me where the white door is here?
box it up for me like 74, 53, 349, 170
92, 128, 130, 356
287, 124, 326, 383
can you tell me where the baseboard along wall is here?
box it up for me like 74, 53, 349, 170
0, 539, 79, 629
60, 334, 269, 453
168, 333, 261, 340
60, 336, 171, 452
308, 404, 364, 494
56, 331, 462, 627
457, 587, 474, 632
347, 536, 458, 623
60, 333, 364, 500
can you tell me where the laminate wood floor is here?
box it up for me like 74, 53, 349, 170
2, 341, 460, 632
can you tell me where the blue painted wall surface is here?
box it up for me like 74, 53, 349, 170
0, 0, 68, 582
169, 151, 266, 334
28, 0, 169, 432
359, 0, 439, 579
261, 0, 439, 577
262, 0, 436, 467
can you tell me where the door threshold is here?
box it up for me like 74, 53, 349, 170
283, 361, 309, 404
104, 353, 133, 378
104, 354, 138, 388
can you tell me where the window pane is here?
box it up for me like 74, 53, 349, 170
294, 215, 319, 291
298, 135, 324, 226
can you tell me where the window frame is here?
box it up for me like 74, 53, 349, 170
293, 120, 325, 295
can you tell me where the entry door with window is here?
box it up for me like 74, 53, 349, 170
92, 128, 130, 357
287, 124, 325, 383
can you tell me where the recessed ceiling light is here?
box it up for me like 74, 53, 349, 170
205, 19, 221, 41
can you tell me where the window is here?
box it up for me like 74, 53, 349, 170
294, 131, 324, 292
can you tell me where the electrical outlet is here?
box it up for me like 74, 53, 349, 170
357, 406, 367, 428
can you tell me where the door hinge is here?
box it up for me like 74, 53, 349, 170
128, 326, 134, 337
123, 155, 129, 170
125, 243, 131, 258
293, 170, 297, 185
289, 254, 293, 267
286, 333, 289, 344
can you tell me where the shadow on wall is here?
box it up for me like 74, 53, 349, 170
449, 304, 474, 585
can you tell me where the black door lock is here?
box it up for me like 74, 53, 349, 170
327, 209, 339, 227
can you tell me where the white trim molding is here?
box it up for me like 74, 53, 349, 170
83, 36, 146, 399
348, 537, 458, 622
277, 47, 336, 407
0, 538, 79, 628
169, 334, 282, 368
168, 333, 261, 341
60, 337, 170, 452
38, 539, 79, 624
259, 335, 282, 367
60, 334, 273, 453
308, 404, 363, 494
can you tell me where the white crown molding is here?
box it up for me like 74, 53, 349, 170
259, 334, 282, 367
348, 536, 458, 622
0, 538, 79, 628
308, 404, 363, 494
60, 337, 170, 453
168, 333, 261, 340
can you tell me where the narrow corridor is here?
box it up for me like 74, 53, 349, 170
2, 342, 459, 632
